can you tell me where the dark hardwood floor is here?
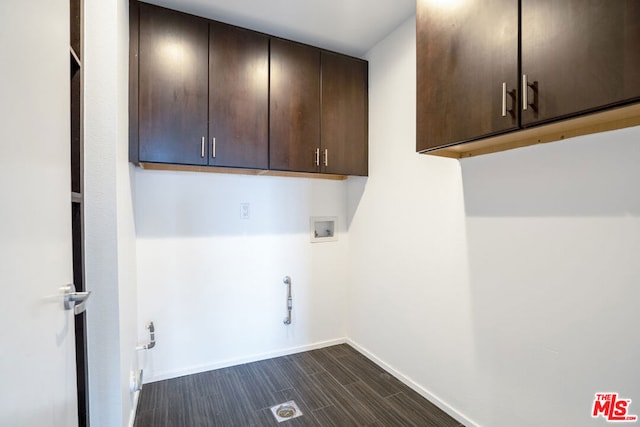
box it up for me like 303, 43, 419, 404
134, 344, 464, 426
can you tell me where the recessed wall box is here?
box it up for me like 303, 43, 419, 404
310, 217, 337, 243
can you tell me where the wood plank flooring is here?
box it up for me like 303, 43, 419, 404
134, 344, 464, 427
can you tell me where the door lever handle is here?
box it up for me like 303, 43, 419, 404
63, 284, 92, 315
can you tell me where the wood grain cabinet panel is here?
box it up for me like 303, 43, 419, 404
269, 38, 321, 173
209, 22, 269, 169
137, 4, 209, 165
416, 0, 519, 152
521, 0, 640, 126
417, 0, 640, 154
321, 52, 368, 176
130, 1, 367, 176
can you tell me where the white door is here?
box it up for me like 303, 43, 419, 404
0, 0, 78, 425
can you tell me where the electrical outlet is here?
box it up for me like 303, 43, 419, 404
240, 203, 250, 219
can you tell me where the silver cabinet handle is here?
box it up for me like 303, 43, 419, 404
522, 74, 528, 111
200, 137, 205, 158
501, 82, 507, 117
315, 148, 320, 166
211, 137, 216, 158
323, 149, 328, 167
63, 284, 92, 315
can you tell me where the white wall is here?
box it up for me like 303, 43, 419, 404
349, 14, 640, 427
347, 15, 475, 425
115, 0, 140, 423
135, 170, 349, 381
85, 0, 138, 425
461, 127, 640, 426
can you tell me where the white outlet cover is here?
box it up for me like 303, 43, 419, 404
240, 203, 250, 219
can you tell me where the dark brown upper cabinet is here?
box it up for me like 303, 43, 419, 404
209, 22, 269, 169
321, 52, 369, 176
521, 0, 640, 126
137, 3, 209, 165
417, 0, 640, 157
270, 43, 368, 176
269, 38, 321, 173
417, 0, 519, 152
130, 1, 368, 176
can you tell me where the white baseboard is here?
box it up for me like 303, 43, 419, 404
143, 337, 347, 384
346, 338, 479, 427
128, 389, 140, 427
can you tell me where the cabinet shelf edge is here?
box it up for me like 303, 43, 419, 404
136, 162, 349, 180
423, 102, 640, 159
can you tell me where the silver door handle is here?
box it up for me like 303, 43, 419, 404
212, 137, 216, 158
63, 284, 92, 315
323, 149, 328, 167
201, 137, 205, 158
315, 148, 320, 166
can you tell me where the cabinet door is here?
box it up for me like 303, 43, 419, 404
321, 52, 368, 176
522, 0, 640, 126
209, 22, 269, 169
138, 4, 209, 165
416, 0, 519, 152
270, 39, 321, 173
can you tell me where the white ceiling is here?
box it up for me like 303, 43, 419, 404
145, 0, 416, 57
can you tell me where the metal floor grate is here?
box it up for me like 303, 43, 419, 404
270, 400, 303, 423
